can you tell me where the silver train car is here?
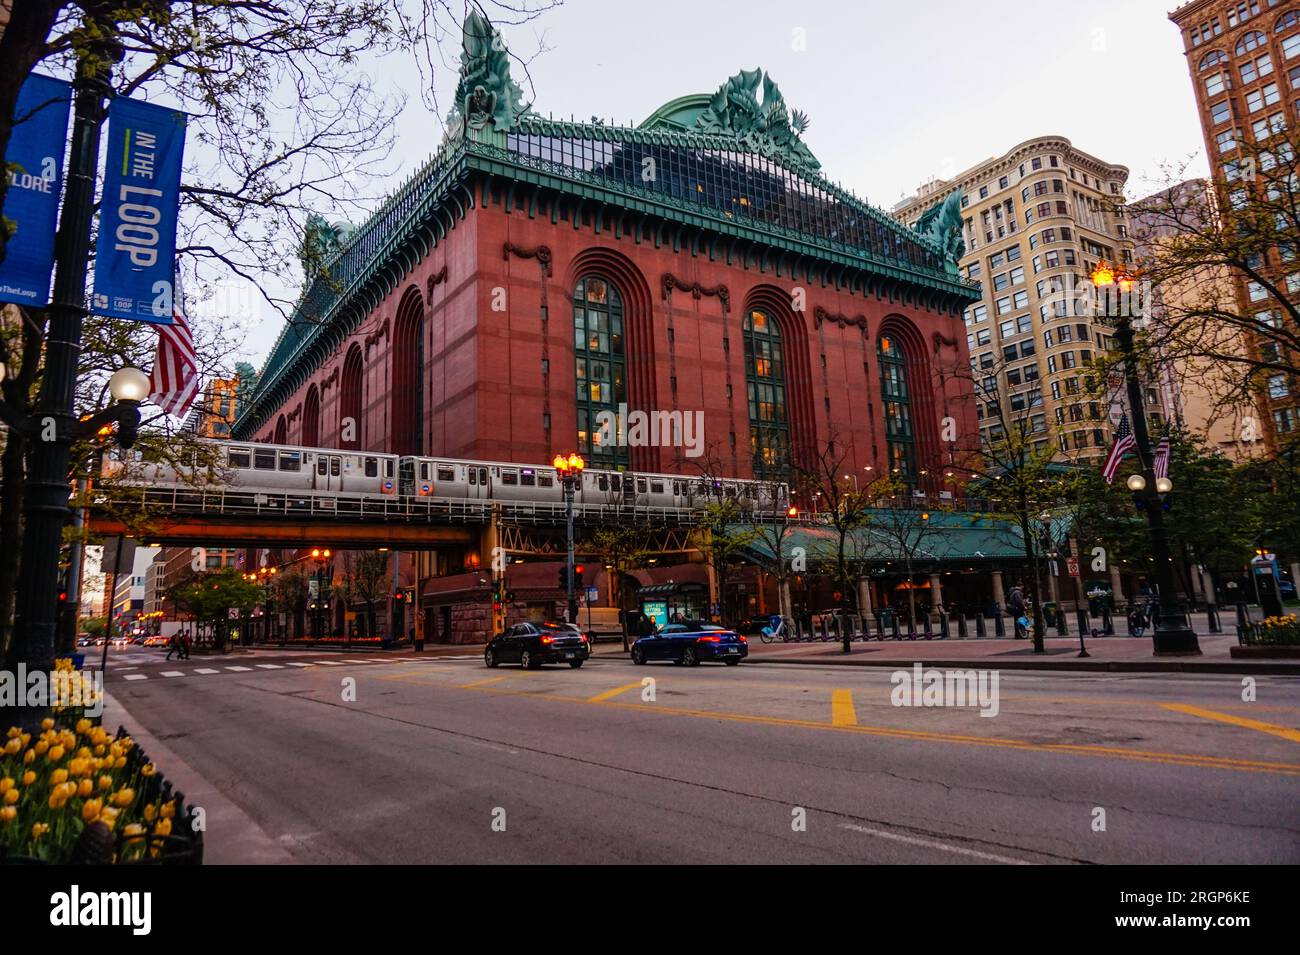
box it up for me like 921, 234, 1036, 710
111, 439, 789, 512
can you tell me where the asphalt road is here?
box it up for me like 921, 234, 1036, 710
103, 646, 1300, 864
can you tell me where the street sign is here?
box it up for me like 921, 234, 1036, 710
227, 608, 240, 619
1067, 556, 1080, 578
586, 587, 599, 602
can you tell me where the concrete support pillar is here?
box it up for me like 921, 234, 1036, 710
857, 577, 873, 619
991, 569, 1005, 610
481, 509, 503, 638
929, 573, 943, 616
779, 578, 792, 619
1047, 567, 1059, 605
1110, 563, 1124, 608
1203, 567, 1217, 606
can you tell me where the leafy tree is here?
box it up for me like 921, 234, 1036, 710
347, 551, 390, 637
866, 478, 950, 629
584, 523, 653, 650
167, 566, 260, 650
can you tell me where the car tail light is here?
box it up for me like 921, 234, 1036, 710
736, 633, 747, 643
698, 635, 720, 643
580, 634, 589, 642
540, 635, 553, 644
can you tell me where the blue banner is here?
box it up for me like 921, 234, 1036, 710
92, 97, 187, 324
0, 74, 72, 307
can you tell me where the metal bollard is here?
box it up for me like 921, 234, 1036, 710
1076, 608, 1089, 637
906, 615, 917, 640
890, 614, 900, 640
1207, 604, 1220, 634
974, 614, 986, 639
956, 613, 968, 639
1056, 607, 1069, 637
939, 612, 950, 640
1101, 607, 1114, 636
993, 614, 1006, 638
922, 615, 933, 639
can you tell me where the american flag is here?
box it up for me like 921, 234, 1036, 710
1153, 428, 1171, 480
1102, 414, 1136, 484
148, 273, 200, 418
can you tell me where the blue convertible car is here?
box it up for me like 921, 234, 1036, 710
630, 620, 748, 666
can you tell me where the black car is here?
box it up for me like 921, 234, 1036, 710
630, 620, 748, 666
485, 621, 590, 669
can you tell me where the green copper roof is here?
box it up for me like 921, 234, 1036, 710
740, 511, 1028, 563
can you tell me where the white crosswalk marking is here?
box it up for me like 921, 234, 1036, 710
194, 668, 219, 675
255, 664, 285, 669
160, 671, 185, 678
123, 674, 147, 681
286, 662, 313, 668
225, 666, 252, 672
313, 661, 342, 666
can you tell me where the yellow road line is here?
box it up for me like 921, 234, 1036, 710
587, 681, 644, 704
831, 689, 857, 727
457, 675, 510, 689
1163, 703, 1300, 744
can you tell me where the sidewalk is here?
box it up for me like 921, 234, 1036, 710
740, 632, 1300, 674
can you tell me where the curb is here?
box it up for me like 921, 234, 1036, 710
744, 655, 1300, 675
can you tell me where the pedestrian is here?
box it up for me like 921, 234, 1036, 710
1009, 584, 1028, 638
165, 632, 179, 661
181, 630, 192, 660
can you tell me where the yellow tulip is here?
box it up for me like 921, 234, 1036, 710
98, 775, 112, 792
31, 822, 49, 839
32, 740, 48, 756
22, 749, 34, 765
81, 798, 103, 823
40, 718, 53, 731
113, 788, 136, 808
5, 727, 19, 738
161, 802, 176, 820
48, 792, 66, 810
143, 803, 157, 822
2, 739, 19, 755
0, 806, 15, 823
50, 769, 68, 785
75, 719, 91, 735
93, 743, 105, 756
153, 817, 172, 837
123, 823, 146, 839
113, 756, 126, 769
77, 779, 93, 798
2, 789, 17, 805
141, 763, 157, 777
22, 771, 35, 786
47, 744, 65, 762
0, 778, 12, 793
100, 806, 119, 830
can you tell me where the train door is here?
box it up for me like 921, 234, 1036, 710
467, 464, 490, 500
315, 453, 342, 492
399, 458, 416, 497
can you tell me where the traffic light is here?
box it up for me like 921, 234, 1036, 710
557, 566, 570, 591
573, 564, 585, 588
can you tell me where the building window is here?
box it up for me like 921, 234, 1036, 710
1267, 374, 1289, 398
879, 335, 916, 482
744, 309, 789, 476
573, 276, 627, 468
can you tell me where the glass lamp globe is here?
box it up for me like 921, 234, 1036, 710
1126, 474, 1146, 492
108, 366, 150, 402
1155, 477, 1173, 494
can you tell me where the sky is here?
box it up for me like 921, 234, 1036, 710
236, 0, 1211, 366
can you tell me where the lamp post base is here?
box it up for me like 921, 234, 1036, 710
1151, 605, 1202, 655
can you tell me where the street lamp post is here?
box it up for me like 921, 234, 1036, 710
552, 453, 585, 624
1092, 263, 1200, 655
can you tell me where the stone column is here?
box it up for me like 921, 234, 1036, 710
990, 569, 1005, 610
779, 579, 792, 619
1110, 563, 1124, 608
857, 577, 873, 618
1202, 567, 1217, 606
929, 573, 943, 615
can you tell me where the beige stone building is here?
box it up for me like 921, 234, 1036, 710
1130, 179, 1262, 459
895, 136, 1162, 459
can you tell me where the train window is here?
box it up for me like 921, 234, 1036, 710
437, 466, 455, 482
650, 480, 663, 494
317, 458, 327, 476
227, 449, 251, 469
637, 478, 647, 493
386, 460, 393, 477
538, 475, 554, 488
611, 475, 621, 491
520, 470, 535, 487
253, 449, 275, 470
501, 472, 518, 486
278, 451, 302, 472
469, 469, 477, 485
420, 463, 430, 481
597, 475, 608, 491
673, 481, 683, 495
364, 458, 378, 478
330, 458, 340, 477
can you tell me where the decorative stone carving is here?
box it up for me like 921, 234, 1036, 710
426, 265, 449, 301
364, 317, 390, 353
661, 273, 730, 312
320, 367, 339, 391
912, 190, 966, 277
932, 331, 958, 354
696, 69, 819, 170
299, 214, 356, 278
814, 307, 868, 333
503, 242, 552, 276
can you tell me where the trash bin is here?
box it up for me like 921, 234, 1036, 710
1042, 602, 1059, 628
877, 608, 897, 629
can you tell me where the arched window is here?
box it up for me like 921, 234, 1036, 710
573, 276, 627, 468
392, 288, 424, 455
878, 334, 916, 482
1198, 49, 1227, 70
744, 308, 789, 476
274, 414, 288, 445
1277, 10, 1299, 33
1236, 30, 1266, 55
302, 384, 320, 448
340, 344, 364, 448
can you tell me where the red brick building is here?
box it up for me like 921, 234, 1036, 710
233, 16, 986, 637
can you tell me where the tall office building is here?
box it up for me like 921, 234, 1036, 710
895, 136, 1162, 458
1170, 1, 1300, 446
